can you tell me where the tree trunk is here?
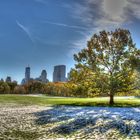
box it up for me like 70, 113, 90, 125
109, 94, 114, 105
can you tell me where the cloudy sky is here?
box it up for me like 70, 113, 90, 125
0, 0, 140, 83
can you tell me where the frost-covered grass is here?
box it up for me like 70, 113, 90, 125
0, 105, 140, 140
0, 94, 140, 107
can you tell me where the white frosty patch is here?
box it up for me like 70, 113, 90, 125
0, 105, 140, 139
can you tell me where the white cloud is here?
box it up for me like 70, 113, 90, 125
102, 0, 127, 21
72, 0, 129, 31
16, 20, 34, 43
43, 20, 88, 30
127, 0, 140, 19
68, 31, 93, 57
67, 0, 140, 55
73, 0, 140, 30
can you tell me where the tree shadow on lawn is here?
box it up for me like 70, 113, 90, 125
34, 106, 140, 138
134, 96, 140, 99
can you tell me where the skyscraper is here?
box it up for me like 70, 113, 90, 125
25, 66, 30, 83
40, 70, 47, 82
53, 65, 66, 82
5, 76, 12, 83
35, 69, 49, 83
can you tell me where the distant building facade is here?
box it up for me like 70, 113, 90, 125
53, 65, 66, 82
5, 76, 12, 83
0, 78, 4, 82
25, 66, 30, 83
21, 66, 31, 84
21, 78, 26, 85
40, 70, 48, 83
35, 69, 49, 83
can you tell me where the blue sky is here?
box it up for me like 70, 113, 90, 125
0, 0, 140, 83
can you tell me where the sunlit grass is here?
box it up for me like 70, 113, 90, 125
0, 94, 140, 107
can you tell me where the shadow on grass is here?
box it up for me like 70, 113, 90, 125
34, 106, 140, 138
54, 102, 140, 107
134, 96, 140, 99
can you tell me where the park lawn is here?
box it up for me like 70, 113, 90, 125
0, 94, 140, 107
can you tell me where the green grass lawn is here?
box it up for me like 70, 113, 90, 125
0, 94, 140, 107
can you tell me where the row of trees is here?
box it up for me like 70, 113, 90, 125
0, 77, 140, 98
0, 80, 92, 97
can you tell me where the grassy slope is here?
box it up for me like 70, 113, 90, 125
0, 94, 140, 107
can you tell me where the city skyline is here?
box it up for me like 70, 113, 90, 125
2, 64, 67, 84
0, 0, 140, 83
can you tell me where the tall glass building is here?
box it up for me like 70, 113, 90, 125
53, 65, 66, 82
25, 66, 30, 83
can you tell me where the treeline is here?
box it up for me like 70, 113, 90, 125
0, 80, 140, 97
0, 80, 97, 97
0, 80, 89, 97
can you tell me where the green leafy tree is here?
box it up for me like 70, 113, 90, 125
74, 29, 140, 105
69, 66, 100, 97
0, 81, 10, 94
131, 69, 140, 93
7, 82, 17, 94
